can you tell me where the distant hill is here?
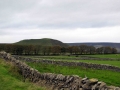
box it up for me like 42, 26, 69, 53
15, 38, 68, 47
67, 42, 120, 52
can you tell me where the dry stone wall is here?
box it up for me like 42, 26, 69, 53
13, 55, 120, 72
79, 56, 120, 61
0, 51, 120, 90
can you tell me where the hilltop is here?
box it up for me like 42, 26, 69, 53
15, 38, 68, 47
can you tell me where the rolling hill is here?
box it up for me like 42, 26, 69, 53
2, 38, 120, 52
15, 38, 68, 47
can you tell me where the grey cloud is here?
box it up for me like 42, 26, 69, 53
0, 29, 10, 35
0, 0, 120, 29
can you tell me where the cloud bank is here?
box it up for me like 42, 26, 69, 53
0, 0, 120, 43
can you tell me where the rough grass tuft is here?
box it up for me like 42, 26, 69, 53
0, 58, 47, 90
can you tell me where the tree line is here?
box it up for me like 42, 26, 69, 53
0, 44, 117, 55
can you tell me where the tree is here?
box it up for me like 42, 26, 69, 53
4, 44, 13, 53
96, 47, 104, 54
46, 46, 52, 55
41, 46, 47, 55
72, 46, 79, 55
33, 45, 41, 55
88, 46, 96, 54
61, 47, 67, 54
51, 45, 61, 55
68, 46, 74, 55
79, 45, 88, 54
0, 44, 5, 51
112, 48, 117, 54
104, 46, 112, 54
23, 45, 34, 55
12, 45, 24, 55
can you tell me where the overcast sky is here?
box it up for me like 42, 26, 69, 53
0, 0, 120, 43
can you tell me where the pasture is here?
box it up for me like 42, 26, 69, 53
22, 54, 120, 86
22, 54, 120, 67
1, 53, 120, 88
83, 54, 120, 58
77, 60, 120, 68
27, 62, 120, 86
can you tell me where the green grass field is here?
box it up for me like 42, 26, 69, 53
22, 54, 120, 59
0, 58, 46, 90
27, 62, 120, 86
16, 54, 120, 86
83, 54, 120, 59
22, 54, 120, 60
78, 60, 120, 68
22, 54, 120, 67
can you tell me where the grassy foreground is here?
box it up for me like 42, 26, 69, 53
0, 58, 46, 90
27, 62, 120, 87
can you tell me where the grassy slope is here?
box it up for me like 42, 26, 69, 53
0, 58, 46, 90
27, 62, 120, 86
15, 38, 68, 47
15, 38, 51, 45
